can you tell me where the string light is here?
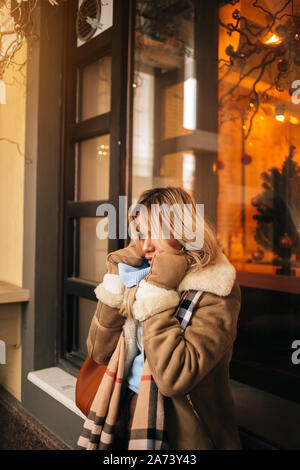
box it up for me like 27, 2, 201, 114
275, 104, 285, 122
264, 33, 282, 45
290, 116, 299, 125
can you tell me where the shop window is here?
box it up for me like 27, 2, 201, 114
130, 0, 300, 403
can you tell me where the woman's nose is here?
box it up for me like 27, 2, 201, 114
142, 236, 155, 254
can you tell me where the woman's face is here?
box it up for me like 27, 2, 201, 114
135, 212, 183, 265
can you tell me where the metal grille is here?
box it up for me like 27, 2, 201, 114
76, 0, 101, 42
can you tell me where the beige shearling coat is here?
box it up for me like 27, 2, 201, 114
86, 250, 242, 450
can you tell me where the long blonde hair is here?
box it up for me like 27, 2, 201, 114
129, 186, 223, 271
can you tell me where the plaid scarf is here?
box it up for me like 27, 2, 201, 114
77, 289, 203, 450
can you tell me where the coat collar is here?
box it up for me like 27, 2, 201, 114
177, 252, 236, 297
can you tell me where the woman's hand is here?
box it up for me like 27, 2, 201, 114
143, 251, 188, 290
94, 239, 144, 310
106, 239, 144, 274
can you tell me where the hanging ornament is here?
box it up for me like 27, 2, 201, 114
217, 160, 225, 170
251, 196, 261, 207
225, 45, 236, 57
279, 232, 293, 249
236, 53, 247, 69
251, 248, 264, 262
241, 153, 252, 165
232, 9, 240, 20
277, 58, 288, 72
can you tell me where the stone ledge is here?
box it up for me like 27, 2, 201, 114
27, 367, 86, 420
0, 281, 30, 304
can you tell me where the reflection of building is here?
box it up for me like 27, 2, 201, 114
0, 0, 300, 450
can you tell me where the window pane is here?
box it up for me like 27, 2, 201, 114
79, 217, 108, 282
218, 1, 300, 277
76, 0, 113, 48
78, 297, 97, 357
77, 134, 110, 201
131, 0, 300, 405
218, 0, 300, 402
132, 1, 196, 202
78, 56, 111, 121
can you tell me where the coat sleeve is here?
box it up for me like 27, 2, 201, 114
86, 300, 125, 365
139, 281, 241, 397
86, 272, 126, 365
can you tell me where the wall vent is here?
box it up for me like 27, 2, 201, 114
76, 0, 101, 42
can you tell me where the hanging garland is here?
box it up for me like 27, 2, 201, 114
219, 0, 300, 139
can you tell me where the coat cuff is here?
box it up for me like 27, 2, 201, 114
94, 273, 125, 308
132, 279, 180, 322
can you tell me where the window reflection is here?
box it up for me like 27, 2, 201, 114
132, 1, 196, 203
78, 56, 111, 121
76, 134, 110, 201
79, 217, 108, 282
218, 0, 300, 277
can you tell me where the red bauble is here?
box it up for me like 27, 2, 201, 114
277, 58, 288, 72
279, 232, 293, 249
241, 154, 252, 165
217, 160, 225, 170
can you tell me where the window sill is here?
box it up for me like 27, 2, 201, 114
27, 367, 86, 420
0, 280, 30, 304
236, 269, 300, 294
27, 368, 300, 449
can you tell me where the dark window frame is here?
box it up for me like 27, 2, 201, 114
58, 0, 131, 372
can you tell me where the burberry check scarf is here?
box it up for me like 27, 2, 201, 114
77, 288, 203, 450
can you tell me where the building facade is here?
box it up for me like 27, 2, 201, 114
0, 0, 300, 449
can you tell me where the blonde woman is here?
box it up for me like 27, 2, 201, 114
79, 187, 242, 450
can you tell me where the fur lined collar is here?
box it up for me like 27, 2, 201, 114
177, 252, 236, 297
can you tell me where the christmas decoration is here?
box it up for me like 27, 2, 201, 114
225, 44, 236, 57
241, 153, 252, 165
251, 248, 264, 262
219, 0, 300, 139
277, 58, 288, 72
217, 160, 225, 170
279, 232, 293, 249
252, 145, 300, 275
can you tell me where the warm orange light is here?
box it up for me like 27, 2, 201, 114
275, 114, 285, 122
290, 116, 299, 124
265, 33, 281, 45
